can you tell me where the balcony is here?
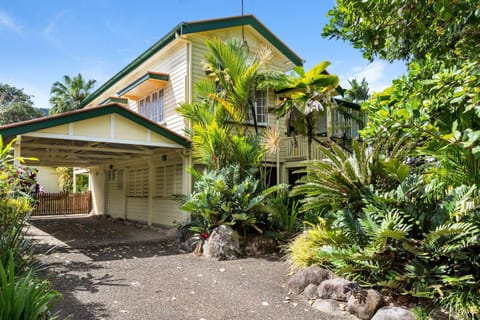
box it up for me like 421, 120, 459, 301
284, 135, 328, 162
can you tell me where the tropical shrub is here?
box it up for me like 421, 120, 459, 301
0, 136, 61, 318
181, 165, 285, 236
0, 252, 60, 320
287, 138, 480, 318
0, 137, 38, 275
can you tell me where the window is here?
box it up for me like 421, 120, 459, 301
138, 88, 164, 123
155, 164, 183, 198
247, 90, 267, 126
316, 112, 327, 136
127, 168, 148, 197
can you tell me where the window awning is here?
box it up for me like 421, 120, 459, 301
100, 96, 128, 105
118, 72, 169, 100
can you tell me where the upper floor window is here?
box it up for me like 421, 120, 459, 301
247, 90, 267, 126
138, 88, 164, 123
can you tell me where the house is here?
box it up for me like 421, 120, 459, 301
0, 15, 361, 226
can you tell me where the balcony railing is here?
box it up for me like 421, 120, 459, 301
284, 135, 328, 161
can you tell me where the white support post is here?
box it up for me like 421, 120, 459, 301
182, 150, 192, 195
123, 167, 128, 219
13, 136, 21, 166
147, 157, 155, 225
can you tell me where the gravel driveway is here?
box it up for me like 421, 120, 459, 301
29, 216, 349, 320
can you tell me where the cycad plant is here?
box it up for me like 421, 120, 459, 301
287, 134, 480, 318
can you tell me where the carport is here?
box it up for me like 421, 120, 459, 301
0, 103, 192, 226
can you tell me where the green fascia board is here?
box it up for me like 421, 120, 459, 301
181, 15, 304, 67
0, 103, 191, 148
117, 72, 169, 96
80, 15, 303, 108
100, 97, 129, 105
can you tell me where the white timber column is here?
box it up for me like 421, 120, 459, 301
122, 167, 128, 219
182, 149, 192, 194
326, 107, 334, 139
90, 167, 106, 215
147, 157, 155, 225
13, 136, 21, 166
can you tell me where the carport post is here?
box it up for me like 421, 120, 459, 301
147, 157, 155, 225
182, 149, 192, 194
13, 136, 21, 166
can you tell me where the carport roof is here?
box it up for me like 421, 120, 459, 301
0, 103, 190, 167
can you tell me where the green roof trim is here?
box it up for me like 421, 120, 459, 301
180, 15, 304, 67
0, 103, 190, 148
117, 72, 169, 97
80, 15, 303, 108
100, 97, 128, 105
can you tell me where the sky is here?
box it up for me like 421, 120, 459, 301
0, 0, 406, 109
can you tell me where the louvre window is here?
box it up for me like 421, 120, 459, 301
155, 164, 183, 198
127, 168, 148, 197
138, 88, 164, 123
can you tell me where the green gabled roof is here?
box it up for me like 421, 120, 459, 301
80, 15, 303, 108
0, 103, 190, 148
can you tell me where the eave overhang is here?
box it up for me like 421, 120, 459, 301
117, 72, 169, 100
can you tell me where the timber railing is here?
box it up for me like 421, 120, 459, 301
31, 191, 92, 216
284, 135, 328, 161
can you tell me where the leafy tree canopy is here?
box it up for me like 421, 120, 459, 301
323, 0, 480, 62
0, 83, 44, 125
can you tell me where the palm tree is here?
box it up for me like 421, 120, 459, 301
345, 77, 369, 102
177, 39, 274, 177
271, 61, 339, 159
202, 38, 286, 133
49, 74, 96, 114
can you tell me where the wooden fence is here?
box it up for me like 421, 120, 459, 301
31, 191, 92, 216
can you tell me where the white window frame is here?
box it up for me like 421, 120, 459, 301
138, 88, 165, 123
247, 90, 267, 126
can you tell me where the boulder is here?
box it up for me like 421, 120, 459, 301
302, 283, 319, 299
312, 299, 343, 316
317, 278, 359, 302
287, 266, 331, 294
347, 289, 384, 320
202, 225, 241, 260
243, 235, 278, 256
371, 306, 416, 320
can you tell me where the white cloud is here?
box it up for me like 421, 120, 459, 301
0, 10, 21, 33
341, 61, 396, 94
42, 11, 67, 48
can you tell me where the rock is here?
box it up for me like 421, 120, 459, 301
312, 299, 342, 315
430, 308, 458, 320
371, 306, 415, 320
302, 283, 319, 299
287, 266, 331, 294
175, 228, 197, 252
317, 278, 359, 302
243, 235, 278, 256
202, 225, 241, 260
347, 289, 384, 320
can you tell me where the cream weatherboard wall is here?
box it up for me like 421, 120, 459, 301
88, 40, 188, 136
104, 151, 186, 225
